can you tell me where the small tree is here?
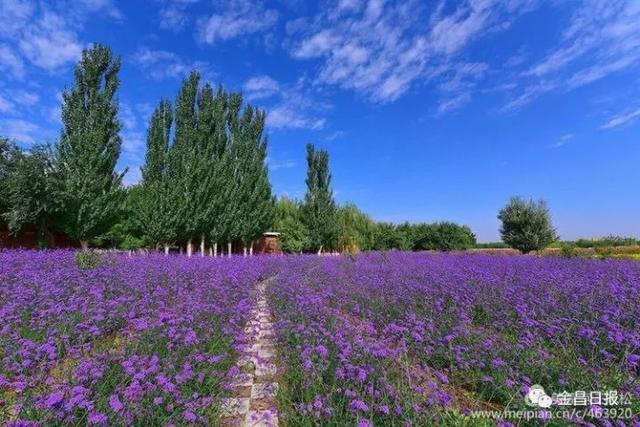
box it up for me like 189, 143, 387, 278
337, 203, 376, 253
498, 196, 557, 253
56, 44, 125, 250
3, 144, 58, 247
273, 197, 309, 253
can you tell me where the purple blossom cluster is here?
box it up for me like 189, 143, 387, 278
0, 250, 270, 425
267, 252, 640, 426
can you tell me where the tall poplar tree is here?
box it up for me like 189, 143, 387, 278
170, 71, 200, 256
135, 99, 176, 253
302, 143, 338, 253
56, 44, 125, 250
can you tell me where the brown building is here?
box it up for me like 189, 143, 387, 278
0, 221, 77, 249
254, 232, 281, 254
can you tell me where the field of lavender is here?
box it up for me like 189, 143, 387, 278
268, 253, 640, 426
1, 250, 639, 426
0, 251, 272, 426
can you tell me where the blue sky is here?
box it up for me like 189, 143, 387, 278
1, 0, 639, 242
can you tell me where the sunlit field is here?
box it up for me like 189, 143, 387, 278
1, 250, 639, 426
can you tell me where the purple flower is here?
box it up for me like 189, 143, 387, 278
109, 394, 124, 412
45, 392, 64, 408
88, 412, 108, 425
183, 411, 197, 422
349, 399, 369, 412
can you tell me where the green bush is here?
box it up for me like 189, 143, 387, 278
594, 246, 613, 259
74, 250, 103, 269
559, 244, 577, 258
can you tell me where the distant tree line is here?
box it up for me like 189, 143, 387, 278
274, 144, 477, 253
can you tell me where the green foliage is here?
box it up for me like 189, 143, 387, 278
474, 242, 510, 249
574, 236, 639, 248
56, 44, 125, 249
0, 137, 19, 216
74, 250, 103, 269
132, 99, 178, 248
559, 243, 577, 258
337, 203, 376, 253
273, 197, 309, 253
594, 246, 613, 259
302, 144, 339, 253
2, 144, 58, 247
372, 222, 406, 250
498, 196, 558, 253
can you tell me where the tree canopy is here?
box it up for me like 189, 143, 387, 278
498, 196, 558, 253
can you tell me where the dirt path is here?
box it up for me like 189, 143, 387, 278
219, 279, 279, 427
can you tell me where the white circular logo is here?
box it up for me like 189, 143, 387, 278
525, 384, 552, 408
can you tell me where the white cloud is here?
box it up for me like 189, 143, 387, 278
0, 0, 35, 38
132, 46, 208, 80
507, 1, 640, 110
0, 44, 25, 79
601, 107, 640, 129
243, 75, 280, 100
197, 0, 278, 44
0, 94, 13, 113
288, 0, 532, 107
268, 158, 297, 171
325, 130, 344, 141
9, 89, 39, 106
158, 0, 199, 30
18, 10, 83, 71
263, 78, 330, 131
552, 133, 574, 148
77, 0, 123, 20
0, 118, 39, 144
267, 106, 325, 131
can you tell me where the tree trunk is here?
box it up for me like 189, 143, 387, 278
249, 241, 254, 256
214, 242, 218, 257
187, 239, 193, 257
164, 244, 170, 256
208, 246, 213, 256
179, 245, 183, 255
317, 245, 323, 255
80, 240, 89, 251
200, 234, 205, 257
227, 242, 232, 258
243, 245, 247, 257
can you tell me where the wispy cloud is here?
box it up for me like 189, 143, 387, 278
506, 1, 640, 110
552, 133, 574, 148
243, 75, 280, 100
0, 118, 40, 145
18, 9, 83, 71
0, 0, 122, 76
197, 0, 278, 45
158, 0, 199, 31
267, 106, 326, 131
601, 107, 640, 129
132, 46, 209, 80
0, 43, 25, 79
287, 0, 535, 110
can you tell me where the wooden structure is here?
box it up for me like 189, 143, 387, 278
231, 232, 281, 255
0, 221, 77, 249
254, 232, 281, 254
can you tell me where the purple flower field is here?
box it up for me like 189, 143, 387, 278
1, 250, 639, 426
0, 250, 271, 426
268, 252, 640, 426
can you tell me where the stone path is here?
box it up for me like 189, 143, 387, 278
220, 279, 279, 427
